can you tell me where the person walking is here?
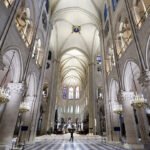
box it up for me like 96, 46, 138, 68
69, 129, 74, 142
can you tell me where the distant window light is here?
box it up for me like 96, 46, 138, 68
71, 106, 73, 113
45, 0, 49, 12
62, 87, 67, 99
64, 106, 66, 113
68, 107, 70, 113
3, 0, 14, 8
76, 106, 80, 113
75, 86, 80, 99
32, 39, 44, 67
96, 55, 102, 64
104, 4, 108, 21
68, 87, 74, 99
15, 7, 33, 47
112, 0, 119, 11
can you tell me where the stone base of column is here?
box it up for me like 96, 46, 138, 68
88, 133, 93, 136
26, 140, 35, 145
123, 143, 144, 150
0, 144, 11, 150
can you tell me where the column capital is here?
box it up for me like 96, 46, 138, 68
7, 83, 25, 94
138, 70, 150, 87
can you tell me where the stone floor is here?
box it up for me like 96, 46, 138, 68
24, 134, 127, 150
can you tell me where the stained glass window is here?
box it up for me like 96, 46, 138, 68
75, 86, 80, 99
104, 4, 108, 21
3, 0, 14, 8
112, 0, 119, 11
68, 87, 74, 99
62, 87, 67, 99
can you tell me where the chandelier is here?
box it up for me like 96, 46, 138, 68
113, 104, 123, 114
129, 62, 147, 108
131, 93, 147, 108
19, 101, 30, 113
0, 87, 9, 104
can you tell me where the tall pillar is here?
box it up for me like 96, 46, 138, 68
88, 63, 96, 134
19, 96, 36, 143
43, 60, 55, 132
139, 70, 150, 104
40, 99, 48, 134
122, 91, 144, 150
28, 21, 52, 142
0, 83, 24, 150
48, 59, 59, 131
136, 107, 150, 149
111, 111, 120, 142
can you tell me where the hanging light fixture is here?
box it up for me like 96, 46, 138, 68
113, 103, 123, 114
131, 93, 147, 108
19, 101, 30, 113
129, 62, 147, 108
0, 52, 15, 104
0, 87, 9, 104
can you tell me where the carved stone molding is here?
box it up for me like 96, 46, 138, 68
122, 91, 134, 102
24, 96, 36, 104
138, 70, 150, 87
24, 96, 36, 101
7, 83, 25, 94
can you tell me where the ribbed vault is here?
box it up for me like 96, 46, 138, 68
50, 0, 102, 99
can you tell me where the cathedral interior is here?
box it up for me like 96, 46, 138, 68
0, 0, 150, 150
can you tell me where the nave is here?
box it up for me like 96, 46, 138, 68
24, 134, 127, 150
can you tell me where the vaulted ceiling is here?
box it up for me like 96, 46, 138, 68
50, 0, 103, 88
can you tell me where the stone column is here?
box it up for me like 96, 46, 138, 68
42, 62, 54, 133
19, 96, 36, 143
0, 83, 24, 150
88, 63, 96, 134
40, 99, 48, 134
139, 70, 150, 105
28, 39, 51, 142
111, 110, 120, 142
96, 105, 100, 135
48, 59, 59, 131
136, 107, 150, 148
122, 91, 144, 150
